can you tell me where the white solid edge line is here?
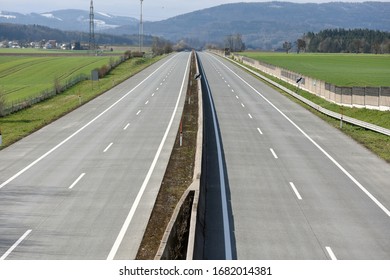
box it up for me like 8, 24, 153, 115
0, 54, 179, 191
211, 53, 390, 218
200, 54, 233, 260
270, 148, 278, 159
289, 182, 302, 200
326, 246, 337, 260
103, 143, 113, 153
106, 53, 192, 260
68, 173, 86, 189
0, 229, 32, 260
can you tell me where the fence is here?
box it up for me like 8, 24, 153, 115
225, 54, 390, 136
0, 74, 89, 117
235, 54, 390, 111
0, 55, 127, 117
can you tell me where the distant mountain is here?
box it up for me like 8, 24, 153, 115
1, 2, 390, 49
0, 9, 137, 33
133, 1, 390, 49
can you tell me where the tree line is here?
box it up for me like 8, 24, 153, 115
0, 23, 152, 47
284, 28, 390, 54
225, 34, 246, 52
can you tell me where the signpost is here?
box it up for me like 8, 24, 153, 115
296, 77, 303, 93
91, 69, 99, 89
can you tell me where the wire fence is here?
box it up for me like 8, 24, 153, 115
0, 74, 89, 117
237, 54, 390, 111
0, 55, 127, 117
227, 55, 390, 137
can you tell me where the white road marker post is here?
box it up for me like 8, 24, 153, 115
179, 120, 183, 147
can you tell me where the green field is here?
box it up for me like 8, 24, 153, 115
241, 52, 390, 87
0, 55, 163, 149
0, 55, 119, 103
0, 48, 77, 54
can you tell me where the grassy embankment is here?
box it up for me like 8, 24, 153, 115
0, 53, 163, 149
239, 52, 390, 162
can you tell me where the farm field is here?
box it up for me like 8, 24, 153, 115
0, 54, 120, 103
0, 54, 163, 148
240, 52, 390, 87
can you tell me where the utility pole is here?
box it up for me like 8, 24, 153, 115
89, 0, 95, 52
139, 0, 144, 53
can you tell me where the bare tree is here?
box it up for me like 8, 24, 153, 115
225, 35, 234, 51
352, 39, 363, 54
225, 34, 246, 52
297, 39, 306, 53
283, 41, 292, 53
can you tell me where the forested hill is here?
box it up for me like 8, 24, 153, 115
1, 2, 390, 50
131, 1, 390, 49
304, 29, 390, 53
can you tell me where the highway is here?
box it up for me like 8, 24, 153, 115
0, 52, 191, 260
198, 52, 390, 260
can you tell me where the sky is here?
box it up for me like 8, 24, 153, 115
1, 0, 380, 21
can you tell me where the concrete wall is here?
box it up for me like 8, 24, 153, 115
233, 54, 390, 111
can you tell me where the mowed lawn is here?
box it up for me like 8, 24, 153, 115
241, 52, 390, 87
0, 55, 118, 103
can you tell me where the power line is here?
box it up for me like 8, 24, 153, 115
139, 0, 144, 53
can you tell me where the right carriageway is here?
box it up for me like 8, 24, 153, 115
197, 51, 390, 260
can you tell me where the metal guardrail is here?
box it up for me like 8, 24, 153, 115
226, 56, 390, 137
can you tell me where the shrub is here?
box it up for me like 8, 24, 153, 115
0, 89, 6, 116
98, 65, 110, 78
124, 50, 132, 59
54, 77, 63, 94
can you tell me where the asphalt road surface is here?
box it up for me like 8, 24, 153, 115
0, 52, 191, 260
198, 52, 390, 260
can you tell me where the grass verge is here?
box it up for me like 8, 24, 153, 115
136, 52, 199, 260
0, 55, 164, 149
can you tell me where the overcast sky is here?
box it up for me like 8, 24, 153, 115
1, 0, 377, 20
